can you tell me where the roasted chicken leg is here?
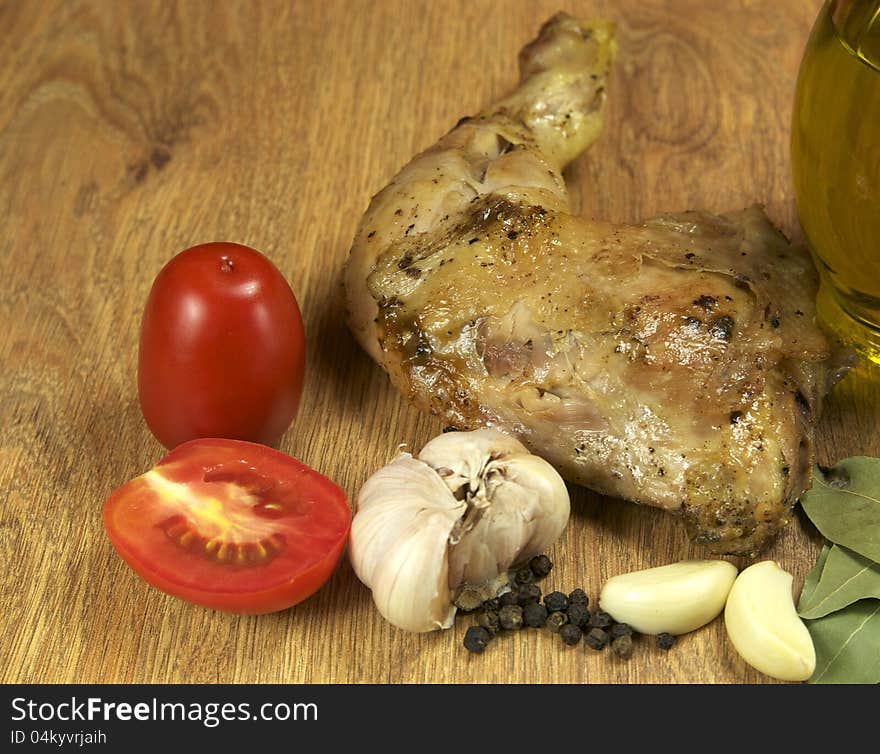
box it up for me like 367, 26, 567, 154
344, 13, 846, 556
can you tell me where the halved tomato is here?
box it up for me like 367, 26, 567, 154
103, 438, 351, 614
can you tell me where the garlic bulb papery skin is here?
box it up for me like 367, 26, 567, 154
349, 453, 464, 633
419, 431, 571, 587
350, 429, 570, 632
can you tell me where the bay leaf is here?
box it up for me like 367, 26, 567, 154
798, 542, 830, 608
800, 459, 880, 563
807, 599, 880, 684
798, 544, 880, 619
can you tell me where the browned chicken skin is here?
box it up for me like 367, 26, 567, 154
344, 13, 847, 556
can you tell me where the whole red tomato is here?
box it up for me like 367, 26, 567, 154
138, 242, 305, 449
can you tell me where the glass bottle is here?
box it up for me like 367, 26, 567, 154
791, 0, 880, 363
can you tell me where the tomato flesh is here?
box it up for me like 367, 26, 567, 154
138, 242, 306, 449
103, 439, 350, 614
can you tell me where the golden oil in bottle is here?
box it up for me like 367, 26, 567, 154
792, 0, 880, 362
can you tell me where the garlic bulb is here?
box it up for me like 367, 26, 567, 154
349, 428, 570, 632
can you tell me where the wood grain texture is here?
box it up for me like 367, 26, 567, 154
2, 0, 873, 685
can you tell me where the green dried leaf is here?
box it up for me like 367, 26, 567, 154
807, 599, 880, 684
800, 459, 880, 563
798, 545, 880, 619
798, 543, 830, 609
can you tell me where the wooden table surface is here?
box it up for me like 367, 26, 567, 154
3, 0, 876, 685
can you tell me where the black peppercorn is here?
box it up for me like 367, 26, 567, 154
454, 587, 487, 612
546, 611, 568, 633
566, 602, 590, 629
559, 623, 582, 646
529, 554, 553, 578
463, 626, 492, 654
656, 632, 676, 650
516, 582, 542, 605
499, 604, 524, 630
588, 610, 613, 629
568, 588, 589, 606
585, 627, 610, 650
609, 622, 633, 638
478, 609, 501, 635
522, 602, 548, 628
611, 634, 634, 659
498, 591, 519, 608
543, 590, 568, 613
514, 567, 534, 585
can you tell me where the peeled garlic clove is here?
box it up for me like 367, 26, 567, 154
724, 560, 816, 682
599, 559, 738, 635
